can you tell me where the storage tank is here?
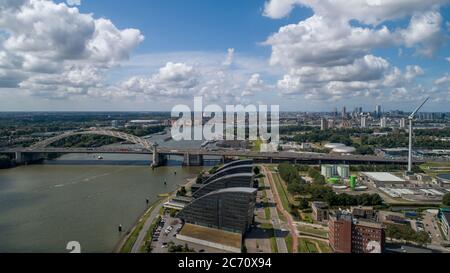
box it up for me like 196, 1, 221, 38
349, 176, 357, 190
321, 165, 336, 178
337, 165, 350, 179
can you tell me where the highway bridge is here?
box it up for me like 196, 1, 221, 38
0, 129, 425, 167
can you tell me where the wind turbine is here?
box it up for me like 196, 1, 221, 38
407, 97, 430, 174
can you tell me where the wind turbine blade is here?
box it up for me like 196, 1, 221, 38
409, 97, 430, 119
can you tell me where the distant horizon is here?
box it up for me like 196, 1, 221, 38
0, 1, 449, 112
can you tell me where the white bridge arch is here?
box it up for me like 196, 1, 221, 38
30, 130, 155, 151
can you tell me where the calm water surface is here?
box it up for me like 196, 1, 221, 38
0, 152, 204, 253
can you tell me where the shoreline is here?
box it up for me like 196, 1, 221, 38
115, 173, 201, 253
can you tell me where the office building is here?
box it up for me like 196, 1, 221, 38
201, 165, 254, 185
192, 173, 254, 198
177, 187, 257, 234
328, 211, 385, 253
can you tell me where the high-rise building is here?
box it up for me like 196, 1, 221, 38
399, 118, 406, 129
375, 105, 382, 117
177, 187, 257, 234
321, 118, 329, 131
361, 116, 367, 128
380, 117, 387, 128
342, 106, 347, 119
111, 120, 119, 128
328, 211, 385, 253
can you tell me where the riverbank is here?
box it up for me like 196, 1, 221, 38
116, 174, 201, 253
115, 197, 166, 253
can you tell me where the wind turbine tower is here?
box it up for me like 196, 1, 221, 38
407, 98, 430, 175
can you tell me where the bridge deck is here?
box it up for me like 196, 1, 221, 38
1, 147, 429, 164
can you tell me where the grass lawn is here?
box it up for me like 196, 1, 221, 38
298, 238, 319, 253
300, 212, 313, 223
317, 241, 332, 253
298, 226, 328, 238
271, 172, 292, 213
285, 234, 293, 253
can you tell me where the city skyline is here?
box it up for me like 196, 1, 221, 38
0, 0, 449, 112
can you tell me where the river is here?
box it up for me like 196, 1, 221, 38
0, 132, 214, 253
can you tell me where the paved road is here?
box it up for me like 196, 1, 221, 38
263, 166, 298, 253
422, 211, 449, 253
262, 169, 288, 253
130, 198, 167, 253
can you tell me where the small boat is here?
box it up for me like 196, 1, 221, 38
97, 156, 104, 160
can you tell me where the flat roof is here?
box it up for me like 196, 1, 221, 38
361, 172, 405, 182
355, 219, 384, 229
179, 223, 242, 249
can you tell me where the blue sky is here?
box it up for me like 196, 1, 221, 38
0, 0, 449, 112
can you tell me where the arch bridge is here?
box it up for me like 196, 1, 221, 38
24, 130, 164, 167
31, 130, 155, 150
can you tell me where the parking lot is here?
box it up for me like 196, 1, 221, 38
151, 213, 228, 253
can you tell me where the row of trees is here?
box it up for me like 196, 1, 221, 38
278, 164, 384, 208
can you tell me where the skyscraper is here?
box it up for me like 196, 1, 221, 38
375, 105, 382, 117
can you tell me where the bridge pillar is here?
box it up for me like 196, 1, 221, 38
15, 152, 23, 164
151, 144, 167, 168
183, 153, 203, 166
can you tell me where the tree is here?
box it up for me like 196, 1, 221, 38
443, 193, 450, 206
196, 173, 203, 184
299, 198, 310, 210
253, 166, 261, 176
177, 186, 187, 197
0, 155, 12, 169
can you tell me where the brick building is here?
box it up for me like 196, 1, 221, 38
328, 211, 385, 253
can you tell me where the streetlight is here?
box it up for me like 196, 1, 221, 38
407, 97, 430, 175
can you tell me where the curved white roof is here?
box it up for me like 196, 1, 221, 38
333, 146, 356, 153
325, 143, 346, 149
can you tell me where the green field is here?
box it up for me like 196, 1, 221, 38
299, 238, 319, 253
298, 238, 331, 253
298, 226, 328, 238
285, 234, 293, 253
